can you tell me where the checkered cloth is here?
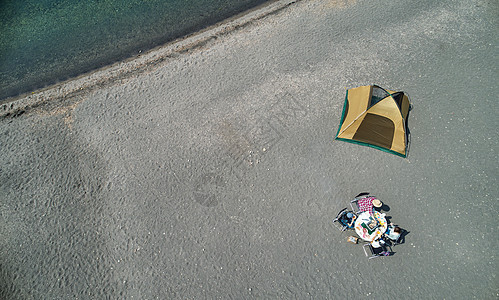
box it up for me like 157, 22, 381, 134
357, 197, 377, 213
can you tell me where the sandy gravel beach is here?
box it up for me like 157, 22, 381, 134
1, 0, 497, 298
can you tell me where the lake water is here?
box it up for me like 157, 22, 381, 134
0, 0, 271, 101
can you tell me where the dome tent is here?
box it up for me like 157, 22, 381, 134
335, 85, 411, 157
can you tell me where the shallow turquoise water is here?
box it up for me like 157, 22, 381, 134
0, 0, 270, 101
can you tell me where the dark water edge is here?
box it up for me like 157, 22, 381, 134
0, 0, 273, 102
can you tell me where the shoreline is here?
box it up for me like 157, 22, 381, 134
0, 0, 296, 118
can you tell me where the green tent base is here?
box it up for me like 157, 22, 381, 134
335, 92, 349, 138
335, 137, 407, 158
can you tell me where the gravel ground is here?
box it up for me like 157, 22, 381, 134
1, 0, 497, 298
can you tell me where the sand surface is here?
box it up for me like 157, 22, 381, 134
1, 0, 498, 298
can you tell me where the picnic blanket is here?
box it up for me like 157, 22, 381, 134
357, 197, 377, 213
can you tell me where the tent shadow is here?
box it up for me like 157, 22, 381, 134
405, 103, 414, 157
